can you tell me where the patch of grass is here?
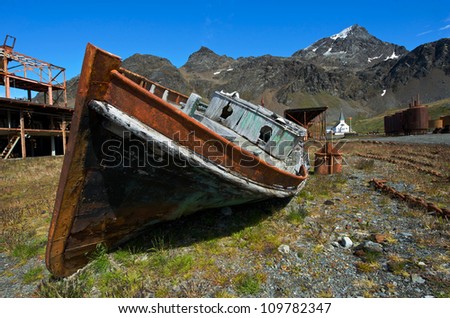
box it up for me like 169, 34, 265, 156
316, 289, 334, 297
305, 174, 348, 199
354, 158, 375, 171
113, 248, 135, 266
98, 269, 144, 297
234, 272, 264, 296
166, 254, 194, 276
385, 282, 397, 294
363, 250, 383, 263
214, 290, 235, 298
154, 285, 170, 298
353, 279, 379, 297
296, 190, 315, 202
12, 237, 46, 261
90, 244, 111, 273
356, 261, 381, 273
0, 157, 62, 260
312, 244, 324, 254
38, 270, 94, 297
286, 206, 308, 225
23, 266, 44, 284
387, 255, 409, 276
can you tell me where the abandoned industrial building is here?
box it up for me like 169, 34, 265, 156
0, 35, 72, 159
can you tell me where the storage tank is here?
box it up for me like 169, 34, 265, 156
406, 106, 429, 134
384, 116, 392, 135
393, 112, 405, 135
428, 119, 443, 129
441, 115, 450, 127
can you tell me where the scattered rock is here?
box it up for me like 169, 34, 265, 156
400, 232, 413, 238
417, 262, 426, 267
411, 274, 426, 284
339, 237, 353, 249
372, 234, 386, 244
278, 244, 290, 255
331, 241, 340, 248
354, 240, 383, 254
354, 249, 366, 257
323, 200, 334, 206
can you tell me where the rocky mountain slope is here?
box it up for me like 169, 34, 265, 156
292, 25, 408, 71
53, 25, 450, 121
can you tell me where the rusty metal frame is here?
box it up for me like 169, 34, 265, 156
1, 35, 67, 106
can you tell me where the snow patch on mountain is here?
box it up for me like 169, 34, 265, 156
384, 51, 400, 61
368, 54, 383, 63
330, 26, 353, 40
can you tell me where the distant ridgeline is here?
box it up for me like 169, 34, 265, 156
58, 25, 450, 120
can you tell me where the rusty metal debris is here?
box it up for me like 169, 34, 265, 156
314, 142, 343, 174
369, 178, 449, 218
355, 152, 447, 179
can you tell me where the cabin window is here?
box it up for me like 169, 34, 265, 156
220, 103, 234, 119
258, 125, 272, 143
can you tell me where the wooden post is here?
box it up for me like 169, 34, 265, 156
48, 86, 53, 105
20, 109, 26, 159
3, 57, 10, 98
51, 136, 56, 156
48, 68, 53, 105
7, 110, 11, 128
61, 117, 67, 155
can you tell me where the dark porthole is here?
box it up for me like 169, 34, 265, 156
259, 125, 272, 143
220, 103, 233, 119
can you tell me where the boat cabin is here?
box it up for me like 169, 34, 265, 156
183, 91, 307, 171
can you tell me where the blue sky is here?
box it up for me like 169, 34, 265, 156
2, 0, 450, 82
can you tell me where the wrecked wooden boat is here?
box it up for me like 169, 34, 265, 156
46, 44, 309, 277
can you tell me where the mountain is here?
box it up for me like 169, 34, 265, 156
49, 26, 450, 121
292, 25, 408, 71
181, 46, 234, 73
122, 53, 190, 94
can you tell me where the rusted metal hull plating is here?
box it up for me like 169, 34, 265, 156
46, 44, 308, 277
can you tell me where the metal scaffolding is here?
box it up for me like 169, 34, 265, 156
0, 35, 72, 159
0, 35, 67, 106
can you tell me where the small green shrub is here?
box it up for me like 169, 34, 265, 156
23, 266, 44, 284
234, 273, 263, 296
286, 206, 308, 225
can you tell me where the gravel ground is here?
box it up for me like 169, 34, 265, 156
256, 164, 448, 298
361, 133, 450, 146
0, 254, 47, 297
1, 141, 449, 298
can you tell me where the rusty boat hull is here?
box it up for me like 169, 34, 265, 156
46, 44, 308, 277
